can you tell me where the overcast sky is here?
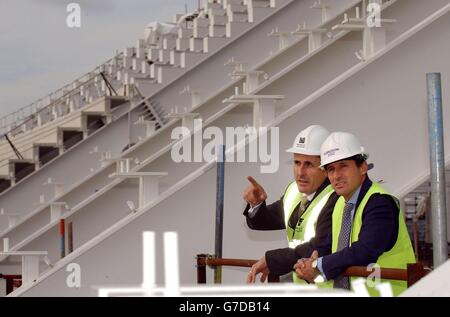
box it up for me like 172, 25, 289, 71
0, 0, 198, 118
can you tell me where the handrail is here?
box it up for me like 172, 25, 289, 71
196, 255, 430, 287
196, 255, 280, 283
0, 53, 123, 137
2, 74, 98, 137
0, 91, 128, 172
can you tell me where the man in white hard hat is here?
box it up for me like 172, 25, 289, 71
243, 125, 339, 283
294, 132, 415, 295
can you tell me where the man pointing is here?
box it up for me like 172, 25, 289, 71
243, 125, 339, 283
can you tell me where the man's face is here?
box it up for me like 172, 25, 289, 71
325, 159, 368, 201
293, 153, 327, 195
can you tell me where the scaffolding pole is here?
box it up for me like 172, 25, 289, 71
426, 72, 448, 268
214, 145, 225, 283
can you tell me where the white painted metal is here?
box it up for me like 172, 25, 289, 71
0, 251, 48, 286
141, 232, 155, 290
110, 172, 168, 208
0, 0, 439, 270
163, 232, 180, 296
49, 202, 67, 223
3, 238, 9, 252
1, 0, 449, 296
7, 3, 450, 295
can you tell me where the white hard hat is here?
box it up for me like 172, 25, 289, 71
286, 125, 330, 156
320, 132, 368, 167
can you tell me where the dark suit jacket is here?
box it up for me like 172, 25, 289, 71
315, 176, 400, 280
243, 180, 339, 276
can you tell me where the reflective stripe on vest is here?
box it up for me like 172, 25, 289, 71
283, 182, 334, 248
331, 182, 415, 296
282, 182, 334, 285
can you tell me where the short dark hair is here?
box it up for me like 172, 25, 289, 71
348, 154, 367, 167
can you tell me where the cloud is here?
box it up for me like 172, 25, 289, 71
0, 0, 198, 118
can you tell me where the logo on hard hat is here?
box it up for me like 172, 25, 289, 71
296, 137, 306, 148
324, 148, 340, 157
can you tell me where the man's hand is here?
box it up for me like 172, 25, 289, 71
243, 176, 267, 207
246, 256, 270, 284
293, 250, 320, 283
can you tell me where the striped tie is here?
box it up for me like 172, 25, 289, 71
298, 196, 309, 217
333, 202, 354, 290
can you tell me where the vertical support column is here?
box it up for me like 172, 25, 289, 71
144, 121, 157, 138
136, 39, 145, 59
268, 28, 290, 51
5, 277, 15, 295
180, 52, 187, 69
22, 255, 40, 285
164, 232, 180, 296
116, 158, 133, 174
310, 0, 330, 24
223, 95, 284, 129
37, 111, 44, 127
182, 114, 200, 132
196, 254, 207, 284
245, 73, 259, 93
68, 222, 74, 254
100, 151, 112, 167
191, 90, 201, 108
3, 238, 9, 252
1, 209, 20, 228
110, 172, 167, 211
309, 31, 322, 52
55, 183, 64, 197
426, 73, 448, 268
363, 26, 386, 59
142, 231, 156, 291
9, 163, 16, 186
139, 175, 159, 208
244, 71, 266, 94
134, 117, 157, 140
253, 99, 275, 129
293, 25, 327, 54
330, 1, 394, 61
44, 178, 65, 197
157, 67, 163, 84
214, 145, 225, 284
60, 219, 66, 259
50, 202, 66, 223
33, 146, 40, 168
246, 1, 255, 23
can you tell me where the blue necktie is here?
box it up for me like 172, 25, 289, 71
333, 202, 354, 290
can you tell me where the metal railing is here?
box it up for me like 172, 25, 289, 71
196, 254, 430, 287
0, 71, 123, 173
0, 53, 124, 137
0, 114, 110, 183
